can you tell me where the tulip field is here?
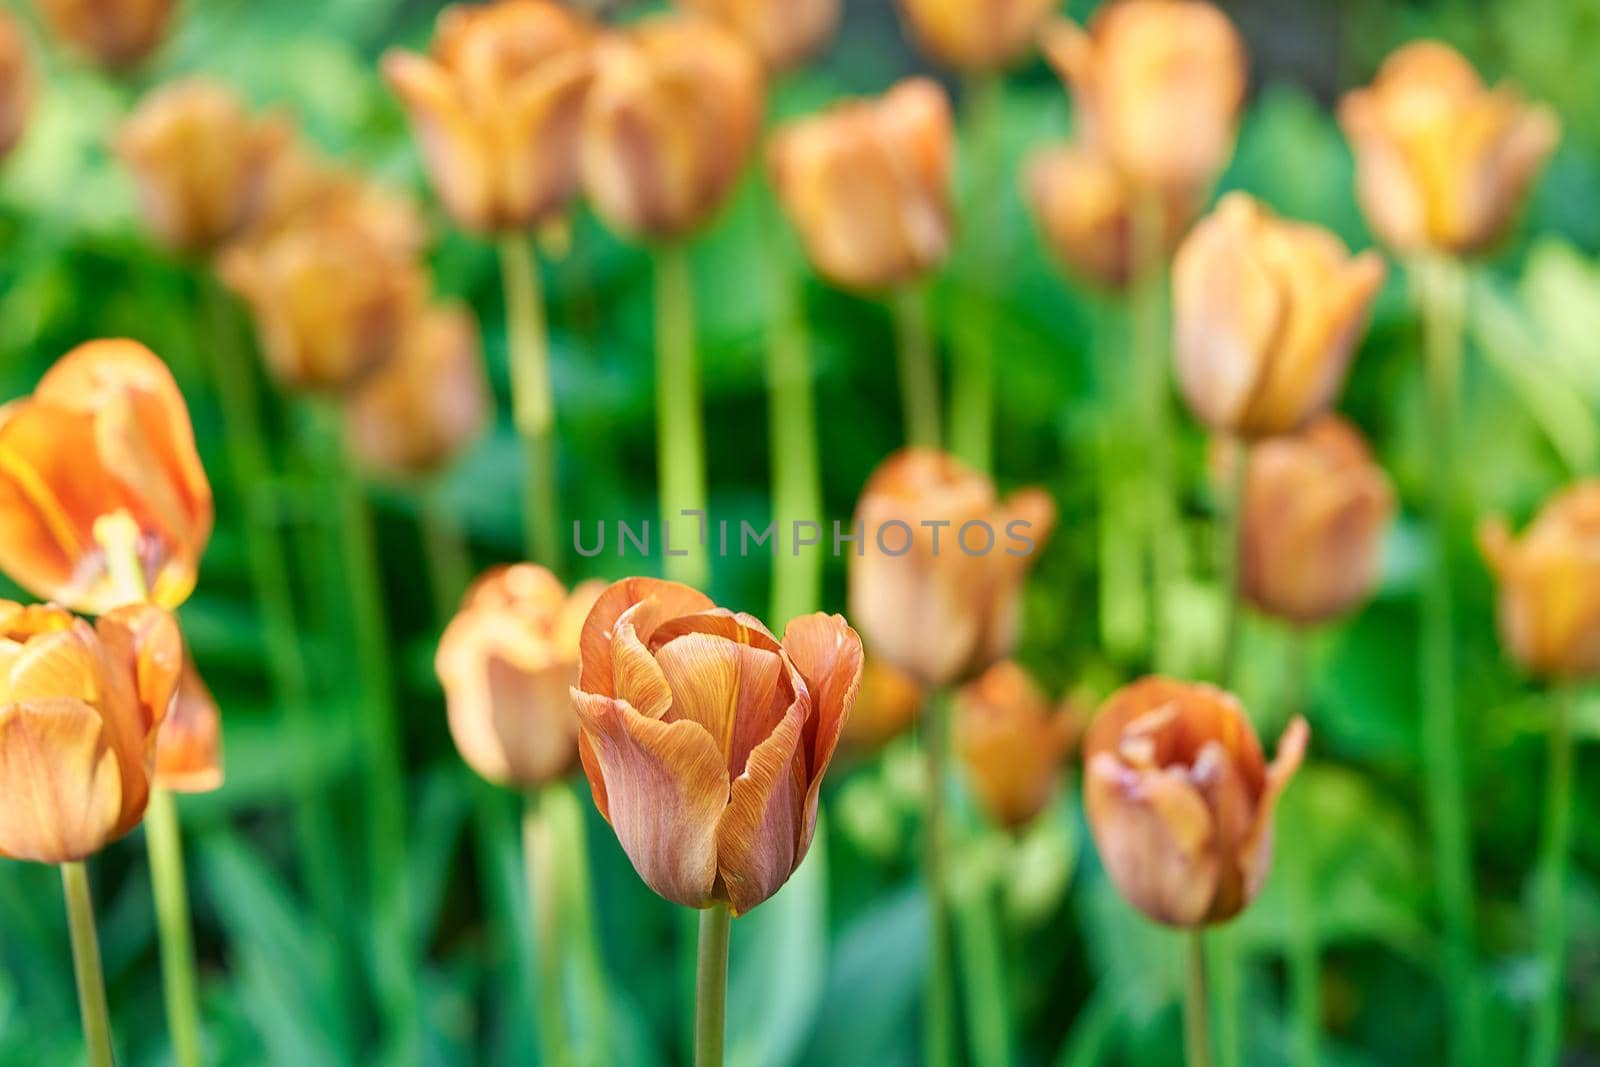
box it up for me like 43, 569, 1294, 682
1, 0, 1599, 1065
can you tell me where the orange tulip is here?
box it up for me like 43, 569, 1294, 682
1043, 1, 1246, 195
1338, 41, 1560, 257
1172, 193, 1387, 438
678, 0, 839, 72
114, 78, 295, 254
436, 565, 604, 788
153, 657, 222, 794
894, 0, 1056, 72
1084, 677, 1307, 927
0, 600, 180, 863
0, 12, 32, 164
0, 340, 212, 614
571, 578, 862, 914
382, 0, 597, 234
244, 145, 429, 260
769, 78, 954, 291
848, 448, 1055, 688
35, 0, 175, 70
841, 655, 926, 754
345, 304, 490, 478
955, 661, 1078, 830
1481, 483, 1600, 680
582, 14, 765, 241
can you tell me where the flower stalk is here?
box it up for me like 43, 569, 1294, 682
923, 689, 956, 1067
694, 903, 732, 1067
892, 283, 941, 451
1132, 193, 1179, 672
949, 71, 1003, 475
524, 790, 574, 1067
1185, 931, 1213, 1067
1529, 684, 1576, 1067
61, 861, 115, 1067
499, 233, 562, 569
655, 245, 710, 589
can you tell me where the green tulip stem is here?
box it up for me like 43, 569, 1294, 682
1185, 931, 1213, 1067
1217, 436, 1249, 688
954, 872, 1014, 1067
1285, 633, 1321, 1067
498, 233, 563, 570
1132, 194, 1179, 672
949, 71, 1004, 475
892, 283, 941, 451
1094, 297, 1147, 661
923, 689, 956, 1067
694, 902, 732, 1067
654, 244, 711, 590
549, 781, 613, 1067
1529, 684, 1576, 1067
523, 790, 574, 1067
61, 861, 115, 1067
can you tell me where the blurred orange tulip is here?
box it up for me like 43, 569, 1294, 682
34, 0, 175, 70
0, 12, 32, 163
154, 657, 222, 794
1043, 1, 1246, 196
1172, 193, 1387, 438
115, 78, 295, 254
769, 78, 954, 291
955, 661, 1078, 830
0, 340, 212, 614
841, 655, 926, 754
572, 578, 862, 913
382, 0, 597, 234
244, 145, 429, 260
1339, 41, 1560, 257
849, 448, 1055, 688
0, 600, 180, 864
1085, 676, 1307, 927
679, 0, 839, 72
895, 0, 1056, 72
436, 565, 604, 788
1481, 483, 1600, 680
582, 14, 764, 241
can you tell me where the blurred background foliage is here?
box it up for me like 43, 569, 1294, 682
1, 0, 1599, 1064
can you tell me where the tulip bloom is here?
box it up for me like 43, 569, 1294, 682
678, 0, 838, 73
1085, 677, 1308, 927
955, 661, 1078, 830
0, 12, 32, 164
582, 14, 764, 241
35, 0, 175, 70
571, 578, 862, 914
1481, 483, 1600, 680
0, 340, 212, 614
1172, 193, 1387, 438
247, 147, 429, 260
0, 600, 180, 863
841, 655, 926, 754
153, 658, 222, 794
436, 565, 605, 788
895, 0, 1056, 72
1043, 1, 1246, 196
382, 0, 596, 234
769, 78, 954, 292
1223, 416, 1394, 626
849, 448, 1055, 688
1339, 41, 1560, 257
114, 78, 295, 254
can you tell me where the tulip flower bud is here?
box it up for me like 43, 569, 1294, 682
955, 661, 1078, 830
382, 0, 597, 234
0, 12, 33, 164
841, 655, 926, 754
154, 657, 222, 793
1481, 483, 1600, 680
678, 0, 839, 73
0, 340, 212, 614
849, 448, 1055, 689
1172, 193, 1387, 438
582, 15, 764, 242
1339, 41, 1560, 257
0, 600, 180, 863
1023, 139, 1196, 290
114, 78, 296, 254
437, 565, 604, 788
35, 0, 175, 71
895, 0, 1056, 72
1085, 677, 1308, 927
572, 578, 862, 914
1043, 1, 1246, 195
769, 78, 954, 292
246, 145, 430, 260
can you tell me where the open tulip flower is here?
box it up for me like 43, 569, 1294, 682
571, 577, 862, 915
895, 0, 1057, 72
0, 11, 32, 164
955, 661, 1079, 830
769, 78, 954, 292
1085, 677, 1308, 927
1339, 41, 1560, 257
382, 0, 597, 235
153, 656, 223, 794
1481, 483, 1600, 680
678, 0, 839, 73
1172, 193, 1387, 439
36, 0, 175, 71
0, 339, 212, 614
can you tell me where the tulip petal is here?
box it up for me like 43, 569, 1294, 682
578, 577, 714, 696
780, 613, 863, 853
610, 610, 673, 720
155, 660, 224, 793
714, 667, 806, 915
95, 604, 180, 835
383, 50, 497, 232
0, 698, 122, 863
1236, 715, 1309, 906
654, 630, 787, 775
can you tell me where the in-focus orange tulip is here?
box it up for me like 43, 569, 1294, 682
34, 0, 175, 70
345, 304, 490, 478
571, 578, 863, 914
955, 661, 1078, 830
678, 0, 839, 73
1481, 483, 1600, 680
849, 448, 1055, 688
769, 78, 954, 292
0, 600, 180, 863
382, 0, 597, 234
114, 78, 295, 254
1172, 193, 1387, 438
1043, 1, 1246, 196
1220, 416, 1394, 626
154, 657, 222, 794
1338, 41, 1560, 257
841, 654, 926, 754
0, 12, 32, 164
1085, 676, 1307, 927
895, 0, 1056, 72
582, 14, 764, 241
436, 565, 605, 788
0, 340, 212, 614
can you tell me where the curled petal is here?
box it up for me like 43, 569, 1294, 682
578, 577, 715, 696
155, 659, 223, 793
0, 698, 122, 863
715, 669, 807, 915
779, 612, 863, 852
